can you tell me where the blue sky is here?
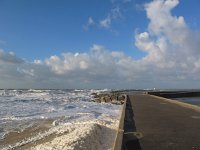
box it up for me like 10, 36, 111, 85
0, 0, 149, 60
0, 0, 200, 89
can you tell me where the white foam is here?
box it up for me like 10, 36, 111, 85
33, 121, 118, 150
3, 119, 119, 150
0, 89, 122, 149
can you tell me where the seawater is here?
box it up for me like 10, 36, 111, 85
0, 89, 121, 140
174, 97, 200, 106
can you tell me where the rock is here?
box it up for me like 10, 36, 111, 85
118, 95, 125, 101
100, 97, 106, 103
105, 96, 111, 103
91, 93, 98, 98
94, 98, 101, 103
91, 92, 126, 105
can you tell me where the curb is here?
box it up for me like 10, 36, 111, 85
148, 94, 200, 113
112, 94, 127, 150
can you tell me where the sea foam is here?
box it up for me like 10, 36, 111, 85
0, 89, 121, 149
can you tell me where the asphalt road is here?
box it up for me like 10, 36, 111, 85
123, 94, 200, 150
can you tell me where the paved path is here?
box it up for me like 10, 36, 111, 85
123, 94, 200, 150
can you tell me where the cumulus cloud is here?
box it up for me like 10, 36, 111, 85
0, 45, 140, 89
1, 0, 200, 89
135, 0, 200, 73
0, 50, 26, 88
0, 50, 24, 64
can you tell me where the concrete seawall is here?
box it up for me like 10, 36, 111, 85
113, 95, 127, 150
147, 91, 200, 98
122, 93, 200, 150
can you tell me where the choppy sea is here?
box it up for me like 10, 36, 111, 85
0, 89, 121, 141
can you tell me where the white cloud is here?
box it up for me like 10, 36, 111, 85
99, 17, 111, 28
110, 7, 122, 19
34, 59, 43, 65
85, 2, 122, 31
83, 17, 95, 30
45, 52, 91, 74
0, 49, 24, 64
99, 7, 122, 29
88, 17, 95, 25
0, 45, 137, 88
1, 0, 200, 89
19, 68, 35, 76
135, 0, 200, 72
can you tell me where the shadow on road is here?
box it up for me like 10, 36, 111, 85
122, 95, 142, 150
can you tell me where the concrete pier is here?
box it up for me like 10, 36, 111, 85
148, 91, 200, 98
123, 94, 200, 150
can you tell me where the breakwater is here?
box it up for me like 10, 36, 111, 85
147, 91, 200, 98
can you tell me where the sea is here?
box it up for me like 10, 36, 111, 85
173, 97, 200, 106
0, 89, 121, 148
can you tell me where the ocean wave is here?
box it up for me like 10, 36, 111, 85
0, 89, 121, 143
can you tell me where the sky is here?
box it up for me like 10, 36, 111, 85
0, 0, 200, 89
